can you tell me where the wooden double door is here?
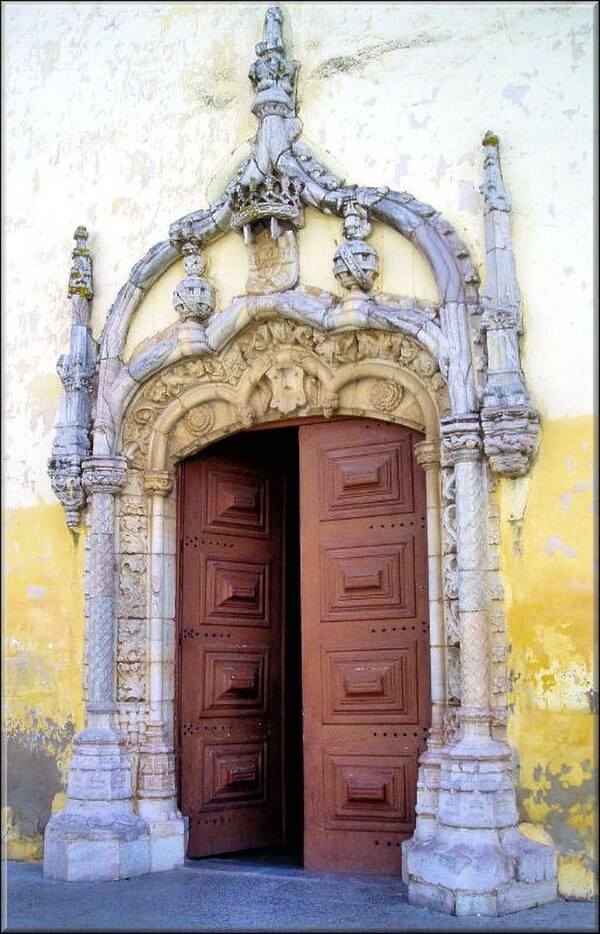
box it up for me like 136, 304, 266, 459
178, 418, 431, 875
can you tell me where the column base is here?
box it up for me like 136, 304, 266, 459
402, 729, 558, 915
144, 815, 188, 873
404, 828, 557, 916
43, 804, 151, 882
43, 725, 151, 882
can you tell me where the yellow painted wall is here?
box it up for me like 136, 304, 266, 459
3, 506, 86, 859
501, 416, 596, 897
3, 1, 595, 894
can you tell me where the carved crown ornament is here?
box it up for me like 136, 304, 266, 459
49, 6, 542, 527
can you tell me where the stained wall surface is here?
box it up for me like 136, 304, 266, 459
2, 1, 595, 895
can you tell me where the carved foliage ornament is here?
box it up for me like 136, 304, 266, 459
121, 322, 448, 468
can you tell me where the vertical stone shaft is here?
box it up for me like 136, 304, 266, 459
144, 470, 174, 724
82, 456, 128, 727
441, 415, 490, 729
410, 439, 445, 846
454, 458, 490, 713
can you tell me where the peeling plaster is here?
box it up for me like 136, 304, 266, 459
545, 535, 576, 558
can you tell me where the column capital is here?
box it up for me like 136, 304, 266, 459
143, 469, 174, 497
82, 456, 128, 495
441, 414, 483, 465
414, 439, 441, 471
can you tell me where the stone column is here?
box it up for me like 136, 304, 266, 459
404, 439, 445, 848
135, 469, 186, 871
43, 456, 150, 882
402, 415, 557, 916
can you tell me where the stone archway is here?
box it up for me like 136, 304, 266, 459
45, 4, 554, 917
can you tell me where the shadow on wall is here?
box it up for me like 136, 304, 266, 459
3, 719, 75, 860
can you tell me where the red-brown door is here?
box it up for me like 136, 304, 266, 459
299, 419, 431, 875
178, 434, 287, 856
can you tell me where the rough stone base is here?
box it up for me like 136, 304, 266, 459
43, 808, 151, 882
403, 828, 557, 916
408, 877, 558, 917
146, 817, 187, 873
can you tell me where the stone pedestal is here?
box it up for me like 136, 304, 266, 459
403, 731, 557, 915
43, 727, 150, 882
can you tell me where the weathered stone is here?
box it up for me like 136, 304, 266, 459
43, 6, 553, 912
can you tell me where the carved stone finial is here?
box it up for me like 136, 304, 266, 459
49, 227, 97, 528
480, 131, 511, 213
333, 201, 379, 293
249, 5, 298, 119
68, 225, 93, 299
172, 241, 215, 323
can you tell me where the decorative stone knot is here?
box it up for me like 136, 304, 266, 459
333, 202, 379, 293
172, 242, 215, 324
68, 225, 93, 300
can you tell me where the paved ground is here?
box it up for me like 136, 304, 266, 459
2, 857, 598, 933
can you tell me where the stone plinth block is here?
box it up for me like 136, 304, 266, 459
146, 818, 187, 873
43, 806, 150, 882
404, 824, 558, 916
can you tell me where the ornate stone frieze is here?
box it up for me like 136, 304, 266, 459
48, 226, 97, 528
121, 321, 448, 468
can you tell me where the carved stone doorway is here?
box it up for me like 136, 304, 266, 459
45, 5, 557, 915
177, 417, 432, 876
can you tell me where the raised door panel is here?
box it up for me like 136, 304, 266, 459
179, 443, 285, 857
300, 418, 431, 876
